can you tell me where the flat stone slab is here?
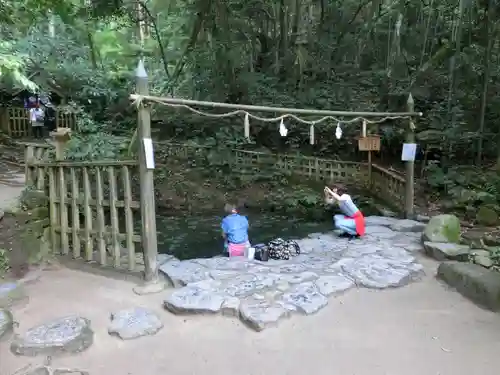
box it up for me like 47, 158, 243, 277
160, 218, 425, 331
108, 308, 163, 340
0, 282, 28, 308
10, 316, 93, 356
437, 261, 500, 311
390, 219, 426, 233
0, 309, 13, 340
423, 242, 470, 261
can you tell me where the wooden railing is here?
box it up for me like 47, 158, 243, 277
160, 142, 404, 210
1, 107, 77, 138
371, 164, 405, 209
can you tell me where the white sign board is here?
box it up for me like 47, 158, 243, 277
143, 138, 155, 169
401, 143, 417, 161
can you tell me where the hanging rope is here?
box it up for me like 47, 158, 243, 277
131, 94, 417, 125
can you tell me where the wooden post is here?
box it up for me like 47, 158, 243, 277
367, 151, 372, 187
133, 60, 163, 294
405, 93, 416, 219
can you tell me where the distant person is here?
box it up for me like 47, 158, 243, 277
221, 203, 250, 257
324, 185, 365, 238
29, 106, 45, 139
42, 99, 57, 133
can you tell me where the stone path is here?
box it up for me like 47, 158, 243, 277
159, 216, 426, 330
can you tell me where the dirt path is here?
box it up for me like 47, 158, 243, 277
2, 257, 500, 375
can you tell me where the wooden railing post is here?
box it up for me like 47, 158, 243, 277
133, 59, 163, 295
405, 93, 416, 218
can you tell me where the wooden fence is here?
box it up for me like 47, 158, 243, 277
24, 141, 407, 273
1, 107, 77, 138
25, 144, 142, 272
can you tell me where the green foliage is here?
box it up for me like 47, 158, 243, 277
0, 248, 8, 275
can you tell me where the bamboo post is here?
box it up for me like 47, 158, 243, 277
405, 93, 416, 219
133, 59, 164, 295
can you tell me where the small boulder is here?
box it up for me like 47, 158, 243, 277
0, 309, 13, 340
423, 242, 470, 261
472, 250, 494, 268
476, 206, 499, 227
108, 308, 163, 340
422, 214, 461, 243
0, 282, 28, 308
10, 316, 93, 356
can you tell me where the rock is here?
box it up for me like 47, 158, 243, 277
416, 214, 430, 223
164, 282, 226, 314
108, 308, 163, 340
437, 261, 500, 311
0, 209, 4, 221
10, 316, 93, 356
462, 230, 486, 248
314, 275, 354, 296
476, 206, 499, 226
159, 260, 210, 287
26, 367, 50, 375
422, 214, 461, 243
423, 242, 470, 261
341, 254, 423, 289
0, 309, 13, 340
364, 225, 397, 239
280, 282, 328, 315
484, 234, 500, 247
20, 190, 49, 209
0, 282, 27, 308
239, 299, 290, 331
53, 370, 89, 375
472, 250, 494, 268
364, 216, 398, 227
390, 219, 425, 232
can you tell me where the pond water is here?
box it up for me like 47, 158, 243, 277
156, 212, 334, 260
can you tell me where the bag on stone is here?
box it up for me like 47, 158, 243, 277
253, 243, 269, 262
267, 238, 301, 260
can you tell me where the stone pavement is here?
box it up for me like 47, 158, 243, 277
160, 216, 426, 330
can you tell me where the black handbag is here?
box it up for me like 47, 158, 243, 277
253, 243, 269, 262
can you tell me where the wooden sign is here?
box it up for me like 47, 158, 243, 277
358, 135, 381, 151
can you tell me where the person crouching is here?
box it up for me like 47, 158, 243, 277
324, 185, 365, 238
221, 203, 250, 257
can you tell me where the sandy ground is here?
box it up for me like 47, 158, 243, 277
1, 257, 500, 375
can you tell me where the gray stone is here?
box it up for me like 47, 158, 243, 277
390, 219, 426, 233
0, 209, 4, 221
0, 282, 28, 308
364, 216, 399, 227
437, 261, 500, 311
472, 250, 494, 268
416, 214, 430, 223
164, 282, 226, 314
341, 254, 423, 289
314, 275, 354, 296
364, 225, 398, 239
26, 367, 50, 375
239, 299, 290, 331
53, 370, 89, 375
423, 242, 470, 261
0, 309, 13, 340
10, 316, 93, 357
159, 260, 210, 287
108, 308, 163, 340
280, 282, 328, 314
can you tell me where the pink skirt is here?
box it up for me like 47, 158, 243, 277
227, 242, 249, 257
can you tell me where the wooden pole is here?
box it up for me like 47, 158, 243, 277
133, 60, 163, 294
405, 93, 416, 219
130, 94, 423, 119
